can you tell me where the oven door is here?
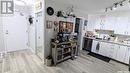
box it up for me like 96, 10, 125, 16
83, 38, 93, 52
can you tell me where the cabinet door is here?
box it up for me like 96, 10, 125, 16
116, 45, 127, 63
126, 17, 130, 35
94, 16, 101, 29
124, 47, 130, 64
91, 40, 99, 54
104, 16, 116, 30
99, 42, 108, 57
112, 44, 118, 59
107, 43, 115, 58
115, 17, 129, 35
88, 15, 99, 31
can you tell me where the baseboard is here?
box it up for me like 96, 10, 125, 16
0, 52, 6, 59
28, 47, 35, 54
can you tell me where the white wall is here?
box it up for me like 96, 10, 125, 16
28, 21, 36, 53
15, 5, 36, 53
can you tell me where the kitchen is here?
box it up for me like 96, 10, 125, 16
83, 4, 130, 70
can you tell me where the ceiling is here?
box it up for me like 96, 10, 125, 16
14, 0, 34, 6
52, 0, 123, 13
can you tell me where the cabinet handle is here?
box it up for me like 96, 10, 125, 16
96, 43, 100, 51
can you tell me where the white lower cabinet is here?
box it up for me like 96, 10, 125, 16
124, 47, 130, 64
91, 40, 130, 64
106, 43, 116, 58
115, 45, 127, 63
99, 42, 116, 58
99, 42, 108, 57
111, 45, 118, 59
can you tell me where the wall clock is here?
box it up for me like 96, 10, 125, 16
47, 7, 54, 16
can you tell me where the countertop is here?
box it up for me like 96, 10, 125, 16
52, 40, 77, 45
85, 37, 130, 47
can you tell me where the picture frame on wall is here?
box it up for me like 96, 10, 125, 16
59, 21, 73, 33
54, 21, 59, 32
46, 20, 53, 29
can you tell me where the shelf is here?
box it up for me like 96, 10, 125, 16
57, 56, 72, 63
62, 46, 72, 49
57, 49, 62, 51
52, 41, 77, 46
63, 51, 71, 54
57, 55, 62, 60
63, 56, 72, 60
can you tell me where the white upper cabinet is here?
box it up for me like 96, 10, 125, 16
88, 14, 130, 35
94, 16, 102, 30
126, 17, 130, 35
114, 17, 129, 35
104, 16, 116, 30
87, 15, 98, 31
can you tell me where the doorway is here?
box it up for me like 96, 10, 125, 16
35, 12, 44, 59
0, 17, 5, 58
3, 13, 28, 52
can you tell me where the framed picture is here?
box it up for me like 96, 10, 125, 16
46, 20, 53, 29
59, 21, 73, 33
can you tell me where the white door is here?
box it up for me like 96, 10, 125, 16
3, 13, 28, 52
35, 12, 44, 59
0, 17, 5, 53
